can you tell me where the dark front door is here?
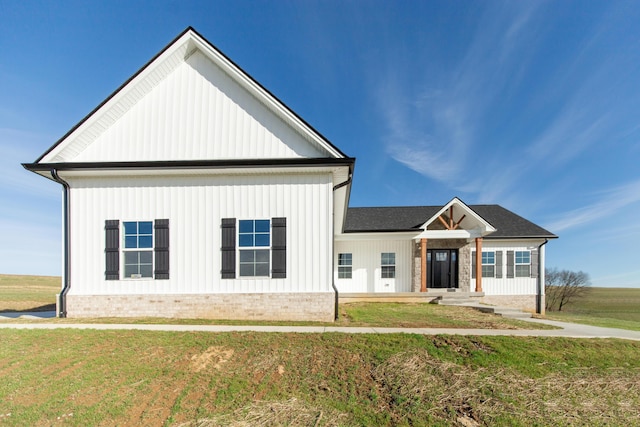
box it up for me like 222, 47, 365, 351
427, 249, 458, 288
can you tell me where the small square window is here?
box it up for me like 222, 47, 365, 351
338, 253, 352, 279
239, 249, 270, 277
239, 219, 270, 248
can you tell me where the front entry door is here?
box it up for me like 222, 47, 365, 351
427, 249, 458, 288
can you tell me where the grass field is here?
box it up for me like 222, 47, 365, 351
0, 274, 59, 312
545, 287, 640, 331
0, 330, 638, 426
2, 275, 639, 425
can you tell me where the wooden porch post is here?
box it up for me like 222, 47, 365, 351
420, 238, 427, 292
475, 237, 483, 292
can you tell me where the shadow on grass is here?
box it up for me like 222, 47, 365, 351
0, 303, 56, 313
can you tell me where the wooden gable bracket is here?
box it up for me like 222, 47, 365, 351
437, 206, 467, 230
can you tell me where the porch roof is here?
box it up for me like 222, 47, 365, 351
343, 204, 557, 239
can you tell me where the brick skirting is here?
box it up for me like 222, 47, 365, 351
63, 292, 336, 322
480, 294, 540, 313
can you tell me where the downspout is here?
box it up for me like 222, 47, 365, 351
51, 169, 70, 318
331, 172, 353, 320
536, 239, 549, 315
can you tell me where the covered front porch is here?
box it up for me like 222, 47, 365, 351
410, 198, 496, 294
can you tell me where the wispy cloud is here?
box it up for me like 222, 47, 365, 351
544, 179, 640, 232
375, 3, 543, 190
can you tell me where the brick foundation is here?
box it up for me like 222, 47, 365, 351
480, 295, 540, 313
64, 292, 336, 322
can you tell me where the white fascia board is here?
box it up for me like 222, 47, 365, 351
421, 197, 496, 233
482, 238, 548, 247
413, 229, 476, 240
55, 165, 343, 179
188, 31, 345, 159
335, 232, 417, 241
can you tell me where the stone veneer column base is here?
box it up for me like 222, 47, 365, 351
480, 295, 538, 313
64, 292, 336, 322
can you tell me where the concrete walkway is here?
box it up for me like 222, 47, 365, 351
1, 311, 639, 341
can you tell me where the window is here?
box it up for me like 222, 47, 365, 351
123, 221, 153, 278
238, 219, 270, 277
482, 251, 495, 278
381, 252, 395, 278
105, 219, 169, 280
338, 253, 352, 279
515, 251, 531, 277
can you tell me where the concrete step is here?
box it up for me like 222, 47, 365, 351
436, 298, 476, 306
441, 302, 533, 319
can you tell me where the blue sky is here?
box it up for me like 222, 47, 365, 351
1, 1, 639, 287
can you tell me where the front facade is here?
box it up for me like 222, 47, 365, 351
334, 200, 556, 313
24, 28, 556, 321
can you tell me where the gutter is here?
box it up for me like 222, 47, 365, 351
331, 168, 354, 320
50, 169, 70, 318
536, 239, 549, 314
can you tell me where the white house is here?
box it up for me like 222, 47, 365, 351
24, 28, 556, 321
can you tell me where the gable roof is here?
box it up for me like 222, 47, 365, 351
344, 204, 557, 239
31, 27, 349, 165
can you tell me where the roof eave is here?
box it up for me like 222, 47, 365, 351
23, 157, 356, 173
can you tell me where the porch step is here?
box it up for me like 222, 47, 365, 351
432, 294, 478, 306
467, 305, 533, 319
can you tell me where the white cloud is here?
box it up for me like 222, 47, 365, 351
375, 3, 544, 193
544, 179, 640, 232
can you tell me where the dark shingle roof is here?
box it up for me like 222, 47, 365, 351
344, 205, 557, 239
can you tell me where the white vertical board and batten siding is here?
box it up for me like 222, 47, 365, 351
474, 241, 544, 296
67, 173, 333, 296
45, 43, 190, 163
334, 240, 412, 293
63, 51, 326, 163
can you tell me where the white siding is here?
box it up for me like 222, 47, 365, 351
334, 240, 412, 293
67, 172, 333, 295
69, 51, 325, 163
473, 241, 544, 296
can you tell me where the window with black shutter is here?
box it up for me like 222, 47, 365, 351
105, 220, 120, 280
221, 218, 236, 278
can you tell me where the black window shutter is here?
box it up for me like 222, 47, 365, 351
471, 250, 476, 279
495, 251, 503, 278
221, 218, 236, 279
105, 220, 120, 280
154, 219, 170, 280
506, 250, 515, 278
531, 249, 539, 278
271, 217, 287, 279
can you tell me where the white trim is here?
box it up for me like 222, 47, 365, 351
421, 197, 496, 235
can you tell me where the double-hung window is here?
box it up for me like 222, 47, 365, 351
238, 219, 271, 277
338, 253, 352, 279
381, 252, 396, 278
482, 251, 495, 278
123, 221, 153, 278
105, 219, 169, 280
515, 251, 531, 277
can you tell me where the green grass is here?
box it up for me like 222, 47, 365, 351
545, 287, 640, 331
0, 330, 638, 426
2, 302, 556, 330
0, 274, 59, 312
